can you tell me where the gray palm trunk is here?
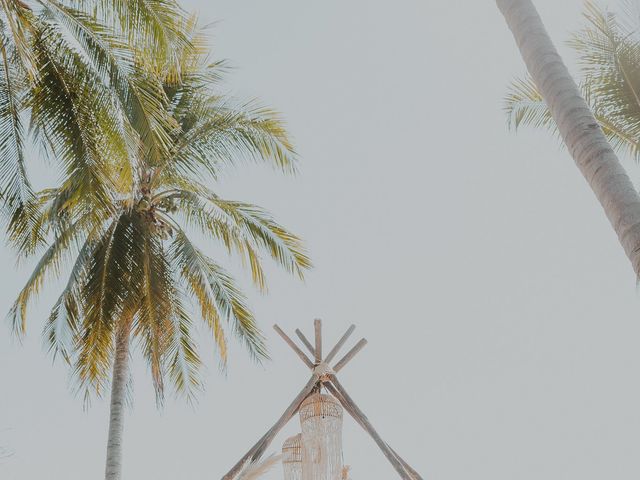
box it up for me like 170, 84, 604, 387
497, 0, 640, 277
105, 320, 132, 480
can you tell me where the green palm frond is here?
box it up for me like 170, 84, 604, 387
162, 188, 267, 291
9, 187, 88, 259
44, 237, 94, 362
81, 0, 190, 57
37, 1, 161, 167
164, 294, 202, 401
504, 77, 555, 131
9, 217, 85, 335
27, 22, 123, 215
134, 226, 174, 402
8, 197, 48, 259
74, 214, 133, 395
0, 0, 37, 79
0, 30, 31, 211
38, 0, 133, 79
126, 68, 178, 165
160, 181, 311, 288
170, 228, 265, 362
40, 0, 190, 168
45, 289, 81, 362
169, 99, 297, 179
210, 199, 311, 279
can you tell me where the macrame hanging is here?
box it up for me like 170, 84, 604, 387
282, 434, 303, 480
299, 393, 344, 480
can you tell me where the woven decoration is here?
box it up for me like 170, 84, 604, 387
299, 394, 344, 480
282, 434, 303, 480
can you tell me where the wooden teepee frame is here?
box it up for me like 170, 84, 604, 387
222, 319, 423, 480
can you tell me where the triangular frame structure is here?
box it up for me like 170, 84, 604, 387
222, 320, 423, 480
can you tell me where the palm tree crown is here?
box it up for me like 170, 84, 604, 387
10, 28, 311, 402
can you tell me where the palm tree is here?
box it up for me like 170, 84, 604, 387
9, 29, 311, 480
497, 0, 640, 277
0, 0, 188, 220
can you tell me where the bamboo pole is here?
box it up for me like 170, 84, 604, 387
324, 324, 356, 364
326, 374, 415, 480
314, 319, 322, 364
323, 381, 421, 478
222, 374, 320, 480
389, 446, 423, 480
273, 324, 314, 369
295, 328, 315, 357
333, 338, 367, 372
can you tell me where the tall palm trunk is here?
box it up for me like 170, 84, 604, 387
105, 319, 132, 480
497, 0, 640, 277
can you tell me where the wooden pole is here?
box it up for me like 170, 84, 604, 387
389, 446, 424, 480
295, 328, 315, 357
333, 338, 367, 372
314, 318, 322, 364
273, 324, 314, 369
222, 374, 320, 480
323, 381, 421, 478
326, 374, 415, 480
324, 324, 356, 364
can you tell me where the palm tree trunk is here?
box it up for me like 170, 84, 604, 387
497, 0, 640, 277
105, 319, 132, 480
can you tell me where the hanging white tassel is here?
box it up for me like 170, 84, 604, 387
299, 393, 344, 480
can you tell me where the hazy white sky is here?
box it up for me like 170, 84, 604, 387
3, 1, 640, 479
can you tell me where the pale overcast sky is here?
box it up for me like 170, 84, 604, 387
3, 1, 640, 479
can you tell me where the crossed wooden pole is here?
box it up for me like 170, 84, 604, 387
221, 319, 423, 480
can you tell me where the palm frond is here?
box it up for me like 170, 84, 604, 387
169, 98, 297, 179
8, 217, 84, 335
27, 21, 123, 217
76, 0, 190, 59
39, 0, 185, 171
169, 228, 265, 362
133, 223, 174, 403
504, 76, 555, 131
161, 188, 267, 291
0, 28, 31, 213
0, 0, 37, 79
43, 233, 97, 363
209, 199, 311, 279
162, 182, 311, 280
74, 214, 132, 395
164, 293, 202, 401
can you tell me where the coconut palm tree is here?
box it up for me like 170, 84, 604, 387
0, 0, 188, 219
497, 0, 640, 277
9, 29, 311, 480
